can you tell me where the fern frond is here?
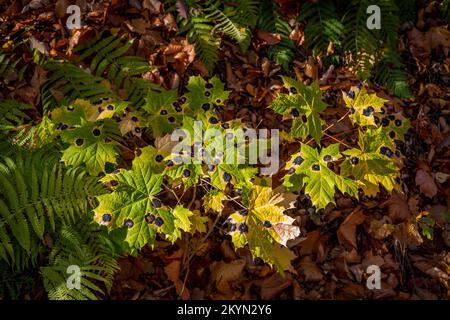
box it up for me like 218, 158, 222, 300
342, 0, 380, 80
0, 148, 105, 270
11, 116, 57, 151
298, 0, 343, 54
204, 0, 251, 51
41, 61, 114, 111
258, 0, 295, 71
375, 48, 411, 98
0, 51, 26, 81
75, 35, 150, 105
224, 0, 260, 29
180, 15, 219, 73
0, 100, 32, 133
41, 223, 120, 300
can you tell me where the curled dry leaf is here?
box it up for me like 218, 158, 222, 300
299, 256, 323, 282
210, 259, 246, 296
337, 209, 365, 249
415, 169, 438, 198
272, 222, 301, 247
256, 30, 281, 45
175, 0, 189, 19
164, 259, 190, 300
369, 220, 395, 240
260, 273, 292, 299
383, 191, 411, 223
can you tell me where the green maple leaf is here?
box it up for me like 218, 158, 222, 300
228, 186, 300, 272
94, 162, 193, 252
284, 143, 358, 209
208, 164, 257, 191
165, 163, 203, 188
341, 128, 399, 196
375, 111, 411, 141
164, 114, 257, 190
171, 205, 194, 240
51, 99, 127, 125
141, 87, 185, 135
343, 86, 388, 127
185, 76, 229, 113
203, 190, 226, 213
271, 77, 327, 144
190, 213, 209, 233
61, 120, 120, 175
131, 145, 166, 174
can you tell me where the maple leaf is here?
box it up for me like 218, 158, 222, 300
203, 190, 226, 213
94, 161, 193, 252
141, 87, 185, 135
270, 77, 327, 144
51, 99, 127, 124
185, 75, 229, 113
164, 114, 257, 190
60, 120, 120, 175
228, 185, 300, 272
341, 128, 399, 196
375, 111, 411, 141
284, 143, 358, 209
190, 213, 209, 233
343, 86, 388, 127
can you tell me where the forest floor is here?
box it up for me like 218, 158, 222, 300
1, 0, 449, 300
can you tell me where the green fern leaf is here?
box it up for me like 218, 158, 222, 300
298, 0, 343, 54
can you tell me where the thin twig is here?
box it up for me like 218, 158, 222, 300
324, 132, 351, 148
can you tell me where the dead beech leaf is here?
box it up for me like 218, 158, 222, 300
393, 222, 423, 247
299, 230, 320, 256
260, 273, 292, 299
427, 26, 450, 52
337, 209, 365, 248
209, 260, 245, 297
126, 19, 150, 35
55, 0, 70, 18
415, 169, 438, 198
212, 259, 246, 283
369, 220, 395, 240
299, 257, 323, 282
304, 56, 318, 80
257, 30, 281, 45
289, 25, 304, 46
408, 26, 450, 68
164, 260, 190, 300
383, 191, 411, 222
163, 39, 195, 74
143, 0, 162, 13
163, 13, 178, 33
